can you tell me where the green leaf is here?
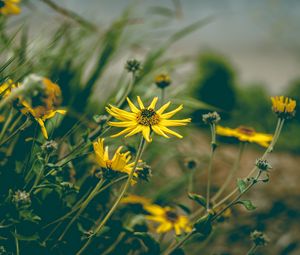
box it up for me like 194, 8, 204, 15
133, 232, 160, 254
194, 214, 212, 237
236, 200, 256, 211
188, 193, 207, 208
237, 178, 247, 193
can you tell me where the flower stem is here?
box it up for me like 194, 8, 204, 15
247, 244, 258, 255
213, 142, 245, 201
76, 136, 146, 255
160, 88, 165, 106
58, 178, 105, 241
206, 123, 216, 210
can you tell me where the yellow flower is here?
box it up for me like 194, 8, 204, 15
107, 96, 191, 142
121, 195, 151, 206
20, 78, 66, 139
0, 79, 19, 97
216, 125, 273, 148
271, 96, 296, 119
93, 138, 143, 184
0, 0, 21, 15
154, 73, 171, 89
144, 204, 192, 235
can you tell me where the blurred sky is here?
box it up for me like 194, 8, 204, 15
19, 0, 300, 93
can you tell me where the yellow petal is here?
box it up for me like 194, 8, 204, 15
36, 118, 48, 139
126, 97, 139, 113
156, 101, 171, 115
142, 126, 152, 142
148, 97, 158, 110
137, 96, 145, 109
161, 105, 183, 119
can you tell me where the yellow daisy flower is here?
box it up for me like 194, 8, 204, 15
144, 204, 192, 235
20, 78, 66, 139
0, 0, 21, 15
106, 96, 191, 142
121, 194, 151, 206
93, 138, 143, 184
271, 96, 296, 119
216, 125, 273, 148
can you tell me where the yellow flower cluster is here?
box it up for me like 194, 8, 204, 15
271, 96, 296, 119
0, 0, 21, 15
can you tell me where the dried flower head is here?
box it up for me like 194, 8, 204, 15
154, 73, 171, 89
0, 0, 21, 15
41, 140, 58, 153
202, 111, 221, 125
107, 96, 191, 142
12, 190, 31, 206
271, 96, 296, 119
125, 59, 141, 73
137, 164, 152, 182
255, 158, 272, 172
250, 230, 270, 246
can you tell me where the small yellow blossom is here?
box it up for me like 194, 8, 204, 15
216, 125, 273, 148
144, 204, 192, 235
93, 138, 143, 184
0, 79, 19, 97
271, 96, 296, 119
0, 0, 21, 15
154, 73, 171, 89
107, 96, 191, 142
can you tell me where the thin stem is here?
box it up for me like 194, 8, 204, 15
0, 118, 30, 147
160, 88, 165, 106
14, 228, 19, 255
213, 142, 245, 201
76, 136, 146, 255
163, 230, 195, 255
58, 178, 105, 241
206, 123, 216, 210
0, 108, 14, 141
247, 244, 258, 255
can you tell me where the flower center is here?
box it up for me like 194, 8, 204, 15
236, 126, 255, 136
137, 108, 160, 126
165, 210, 178, 223
0, 1, 5, 8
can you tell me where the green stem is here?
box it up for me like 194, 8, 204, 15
14, 228, 19, 255
0, 118, 30, 147
213, 142, 245, 201
247, 244, 258, 255
160, 88, 165, 106
29, 154, 50, 193
163, 230, 195, 255
0, 108, 14, 141
206, 123, 216, 210
58, 178, 105, 241
76, 136, 146, 255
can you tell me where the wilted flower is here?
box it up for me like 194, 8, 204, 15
250, 230, 270, 246
216, 125, 273, 148
154, 73, 171, 89
271, 96, 296, 119
202, 111, 221, 125
107, 96, 191, 142
0, 0, 21, 15
144, 204, 192, 235
41, 140, 58, 153
136, 164, 152, 182
255, 158, 272, 172
93, 138, 143, 184
12, 190, 31, 206
125, 59, 141, 73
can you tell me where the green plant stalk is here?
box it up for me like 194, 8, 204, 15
160, 88, 165, 106
213, 142, 245, 201
206, 123, 216, 210
0, 108, 14, 141
58, 178, 105, 241
14, 228, 19, 255
76, 136, 146, 255
247, 244, 258, 255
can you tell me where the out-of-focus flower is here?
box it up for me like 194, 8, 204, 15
271, 96, 296, 119
12, 190, 31, 206
107, 96, 191, 142
144, 204, 192, 235
0, 79, 19, 97
250, 230, 270, 247
154, 73, 171, 89
121, 194, 151, 206
125, 59, 141, 73
20, 77, 66, 139
0, 0, 21, 15
93, 138, 143, 184
216, 125, 273, 148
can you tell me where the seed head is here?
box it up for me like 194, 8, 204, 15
202, 112, 221, 125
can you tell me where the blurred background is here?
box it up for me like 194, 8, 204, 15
2, 0, 300, 254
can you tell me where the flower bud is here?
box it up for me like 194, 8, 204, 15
202, 112, 221, 125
